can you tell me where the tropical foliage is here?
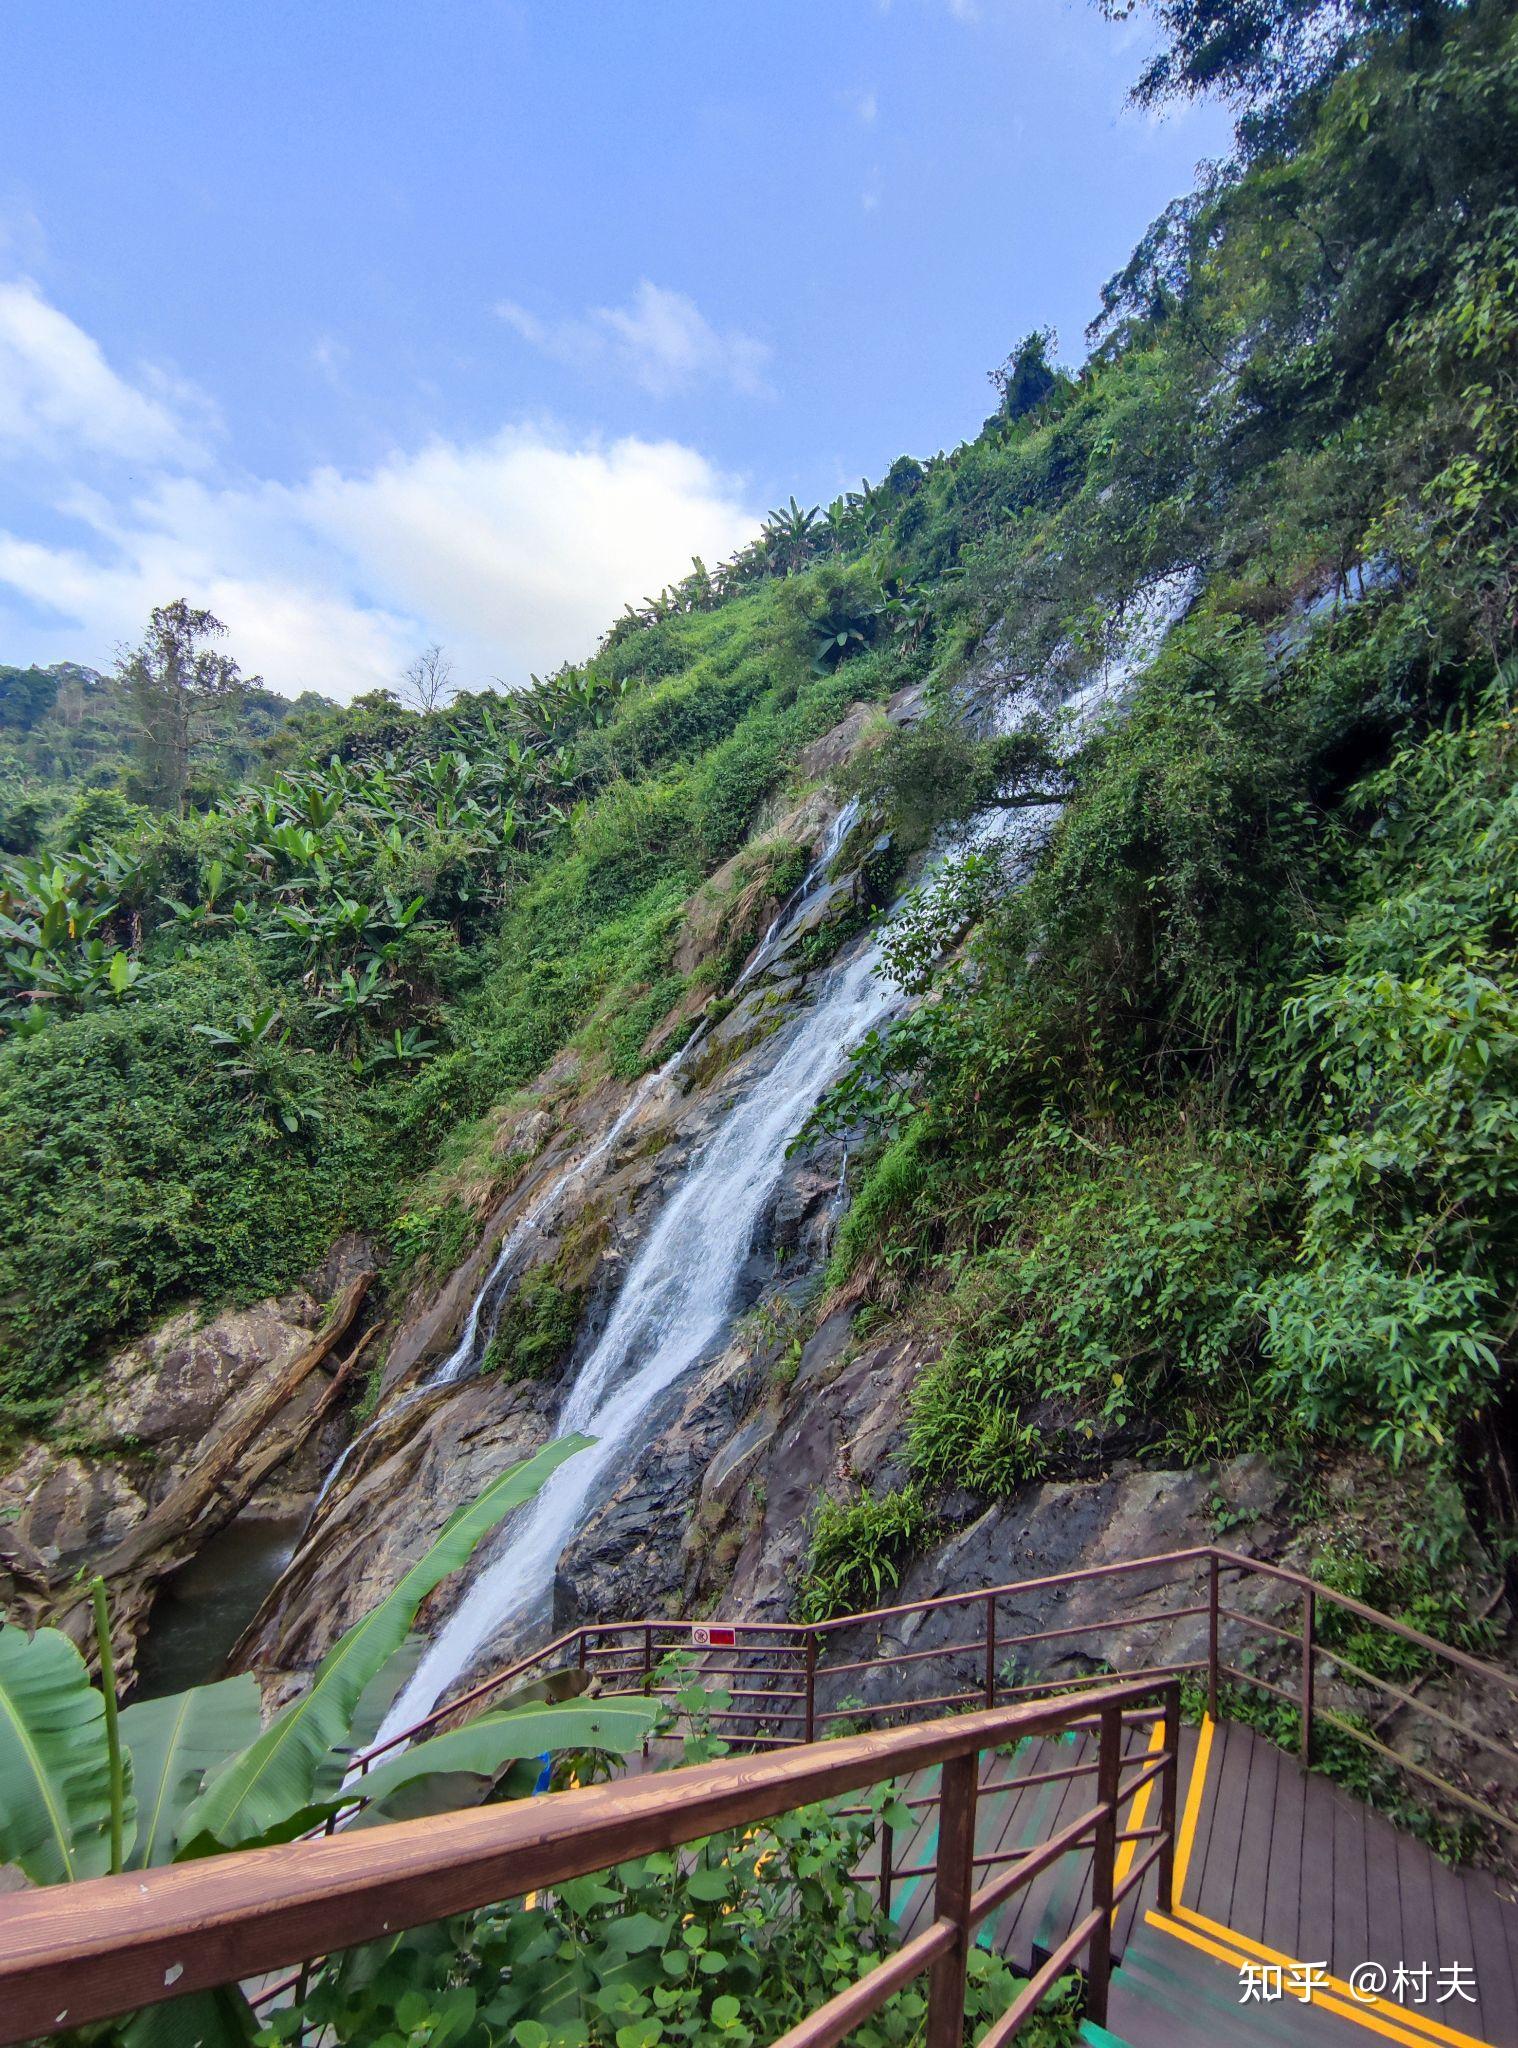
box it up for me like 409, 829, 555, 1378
0, 1444, 659, 2048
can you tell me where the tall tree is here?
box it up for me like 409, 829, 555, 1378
402, 643, 455, 714
119, 601, 251, 812
1098, 0, 1456, 127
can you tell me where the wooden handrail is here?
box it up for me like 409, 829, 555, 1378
0, 1681, 1175, 2048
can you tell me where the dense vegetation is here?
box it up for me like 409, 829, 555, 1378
798, 0, 1518, 1593
4, 0, 1517, 1617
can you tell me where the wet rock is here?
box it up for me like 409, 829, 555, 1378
237, 1366, 557, 1690
2, 1283, 364, 1579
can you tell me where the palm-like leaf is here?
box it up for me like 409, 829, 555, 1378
343, 1697, 658, 1819
179, 1436, 592, 1852
0, 1623, 132, 1884
117, 1674, 262, 1869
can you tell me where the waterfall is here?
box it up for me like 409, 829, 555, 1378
372, 919, 907, 1743
312, 800, 864, 1516
371, 574, 1195, 1746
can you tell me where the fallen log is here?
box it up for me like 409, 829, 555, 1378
46, 1271, 373, 1678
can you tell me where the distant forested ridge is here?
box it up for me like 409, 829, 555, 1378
2, 0, 1516, 1597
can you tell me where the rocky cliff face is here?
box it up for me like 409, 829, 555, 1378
223, 676, 1330, 1713
233, 692, 914, 1695
0, 679, 1362, 1724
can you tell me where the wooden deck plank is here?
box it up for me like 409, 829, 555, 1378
1190, 1716, 1249, 1920
1324, 1780, 1367, 1980
970, 1737, 1056, 1958
1024, 1716, 1155, 1962
997, 1732, 1092, 1965
1227, 1721, 1281, 1946
1359, 1798, 1406, 1982
1459, 1865, 1518, 2045
1175, 1716, 1218, 1913
1262, 1751, 1308, 1959
1426, 1838, 1482, 2035
1392, 1806, 1440, 1973
1114, 1718, 1194, 1955
1290, 1769, 1338, 1981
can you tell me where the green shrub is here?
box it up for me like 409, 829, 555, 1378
799, 1484, 938, 1623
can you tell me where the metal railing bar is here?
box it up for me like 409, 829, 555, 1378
1314, 1708, 1518, 1836
1212, 1654, 1294, 1703
1313, 1649, 1518, 1768
1114, 1753, 1174, 1805
814, 1687, 984, 1723
1219, 1663, 1298, 1708
998, 1759, 1101, 1793
1110, 1838, 1166, 1909
355, 1544, 1514, 1777
1115, 1826, 1164, 1847
361, 1631, 586, 1759
990, 1603, 1210, 1654
808, 1549, 1215, 1639
977, 1906, 1106, 2048
1217, 1602, 1299, 1646
1061, 1706, 1171, 1731
965, 1803, 1109, 1930
820, 1638, 986, 1680
996, 1659, 1204, 1700
766, 1917, 957, 2048
1212, 1548, 1518, 1697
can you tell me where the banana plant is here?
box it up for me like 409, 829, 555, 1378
0, 1441, 657, 2048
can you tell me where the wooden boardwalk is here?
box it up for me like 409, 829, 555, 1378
866, 1714, 1518, 2048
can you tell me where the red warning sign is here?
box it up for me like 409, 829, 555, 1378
690, 1624, 737, 1648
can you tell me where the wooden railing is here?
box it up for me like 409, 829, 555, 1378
359, 1544, 1518, 1842
0, 1679, 1180, 2048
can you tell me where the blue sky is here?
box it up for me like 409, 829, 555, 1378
0, 0, 1228, 699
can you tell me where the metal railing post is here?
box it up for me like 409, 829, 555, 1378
804, 1630, 818, 1745
1206, 1552, 1220, 1721
984, 1592, 997, 1709
1158, 1682, 1180, 1915
926, 1751, 977, 2048
1301, 1587, 1316, 1768
1086, 1705, 1121, 2027
879, 1813, 894, 1921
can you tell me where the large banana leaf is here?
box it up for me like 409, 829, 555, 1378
343, 1696, 658, 1818
179, 1436, 591, 1852
0, 1621, 132, 1884
117, 1674, 262, 1869
119, 1984, 256, 2048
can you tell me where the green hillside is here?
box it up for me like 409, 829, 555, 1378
2, 0, 1516, 1598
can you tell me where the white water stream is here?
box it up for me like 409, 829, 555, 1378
314, 807, 868, 1514
371, 576, 1193, 1744
373, 895, 908, 1741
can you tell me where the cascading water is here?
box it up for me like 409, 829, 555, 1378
373, 912, 909, 1743
313, 800, 864, 1516
372, 575, 1195, 1745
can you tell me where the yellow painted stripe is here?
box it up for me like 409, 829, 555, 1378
1143, 1910, 1459, 2048
1139, 1715, 1495, 2048
1171, 1709, 1214, 1903
1169, 1906, 1495, 2048
1110, 1714, 1167, 1925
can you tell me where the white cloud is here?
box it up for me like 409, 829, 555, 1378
854, 87, 879, 124
497, 279, 772, 399
0, 280, 763, 700
0, 278, 212, 467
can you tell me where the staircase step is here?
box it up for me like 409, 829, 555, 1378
1107, 1924, 1372, 2046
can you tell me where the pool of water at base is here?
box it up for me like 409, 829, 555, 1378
132, 1507, 307, 1699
